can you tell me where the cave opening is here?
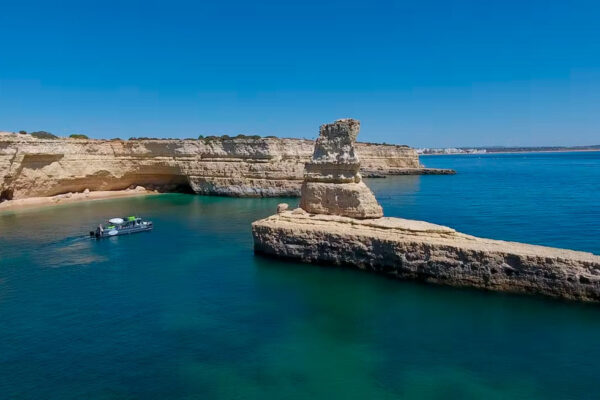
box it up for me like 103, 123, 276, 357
0, 188, 14, 202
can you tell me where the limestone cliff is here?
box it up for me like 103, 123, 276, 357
252, 212, 600, 302
252, 118, 600, 303
300, 118, 383, 218
0, 132, 443, 201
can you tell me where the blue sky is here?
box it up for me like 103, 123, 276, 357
1, 0, 598, 147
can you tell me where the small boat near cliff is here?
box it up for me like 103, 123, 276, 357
90, 216, 153, 238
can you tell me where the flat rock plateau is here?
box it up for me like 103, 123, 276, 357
0, 132, 451, 201
253, 211, 600, 302
252, 118, 600, 303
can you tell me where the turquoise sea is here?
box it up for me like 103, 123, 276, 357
1, 151, 599, 399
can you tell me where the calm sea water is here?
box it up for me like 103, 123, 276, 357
1, 152, 599, 399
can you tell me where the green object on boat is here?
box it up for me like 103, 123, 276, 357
91, 216, 153, 238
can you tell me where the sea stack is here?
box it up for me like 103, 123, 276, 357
300, 119, 383, 218
252, 119, 600, 303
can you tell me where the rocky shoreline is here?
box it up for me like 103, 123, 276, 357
0, 132, 453, 202
252, 118, 600, 303
253, 211, 600, 302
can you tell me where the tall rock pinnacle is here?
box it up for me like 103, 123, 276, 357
300, 119, 383, 219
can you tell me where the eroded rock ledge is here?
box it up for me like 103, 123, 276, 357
0, 132, 452, 200
252, 118, 600, 303
252, 211, 600, 302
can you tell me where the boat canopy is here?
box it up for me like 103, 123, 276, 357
109, 218, 124, 224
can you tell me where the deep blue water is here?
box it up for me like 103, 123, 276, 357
0, 151, 599, 399
374, 151, 600, 254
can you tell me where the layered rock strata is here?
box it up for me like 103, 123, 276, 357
252, 118, 600, 302
300, 119, 383, 218
0, 132, 449, 201
252, 212, 600, 302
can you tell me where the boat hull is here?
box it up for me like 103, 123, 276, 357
91, 223, 153, 238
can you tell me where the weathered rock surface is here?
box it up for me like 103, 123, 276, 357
304, 118, 362, 183
300, 182, 383, 219
252, 118, 599, 303
0, 132, 448, 201
252, 211, 600, 302
300, 119, 383, 218
276, 203, 289, 214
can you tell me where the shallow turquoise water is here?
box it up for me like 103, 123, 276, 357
1, 152, 599, 399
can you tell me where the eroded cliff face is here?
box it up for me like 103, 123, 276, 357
300, 118, 383, 218
0, 132, 425, 200
252, 212, 600, 302
252, 118, 600, 303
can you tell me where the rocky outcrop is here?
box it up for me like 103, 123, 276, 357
0, 132, 448, 201
252, 212, 600, 302
252, 118, 600, 303
300, 119, 382, 218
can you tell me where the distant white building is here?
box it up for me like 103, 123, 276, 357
416, 147, 487, 155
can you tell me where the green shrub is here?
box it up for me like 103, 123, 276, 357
129, 137, 156, 140
18, 130, 27, 135
235, 134, 262, 140
198, 135, 204, 139
110, 138, 122, 141
69, 134, 89, 139
30, 131, 58, 139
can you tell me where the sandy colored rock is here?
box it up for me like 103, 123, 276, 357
251, 118, 599, 303
276, 203, 289, 214
304, 118, 361, 183
252, 212, 600, 302
300, 119, 383, 218
0, 131, 445, 201
300, 181, 383, 219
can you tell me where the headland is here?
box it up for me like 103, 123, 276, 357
252, 119, 600, 303
0, 132, 453, 207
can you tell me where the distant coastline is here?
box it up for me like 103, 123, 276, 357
418, 145, 600, 155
